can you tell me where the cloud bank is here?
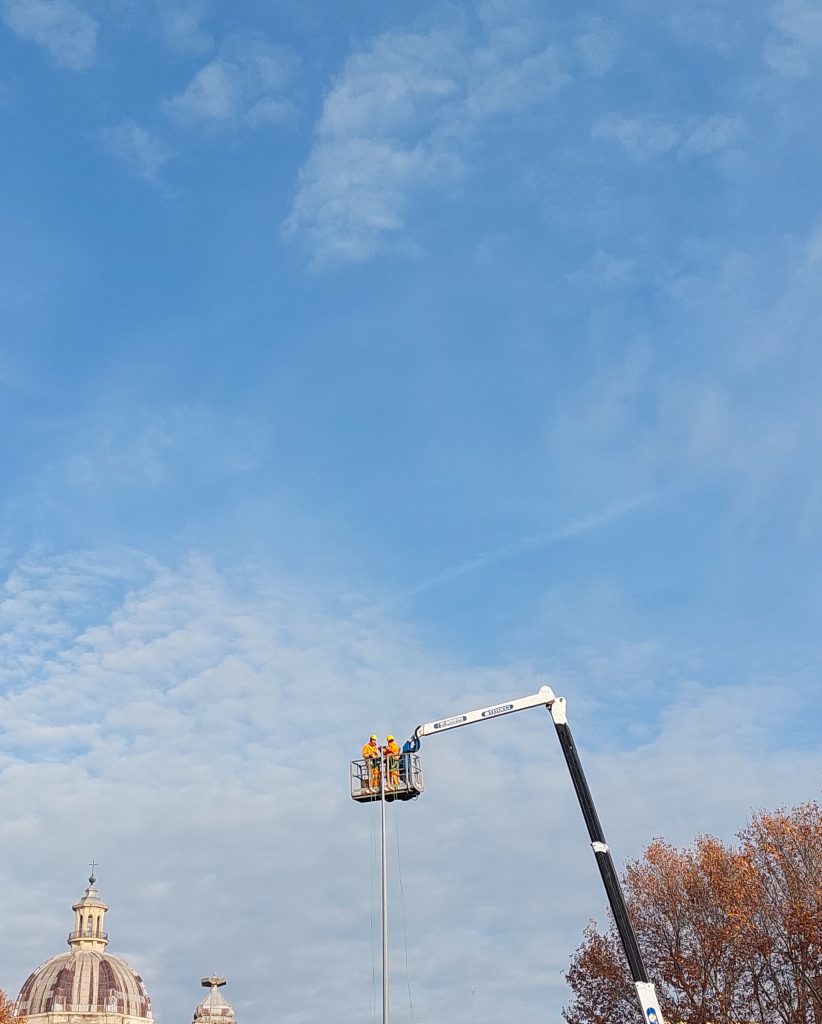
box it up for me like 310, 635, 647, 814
1, 551, 819, 1024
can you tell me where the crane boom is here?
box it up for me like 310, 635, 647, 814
410, 685, 666, 1024
415, 685, 556, 738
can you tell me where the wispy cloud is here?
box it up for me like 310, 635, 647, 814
592, 113, 680, 161
679, 114, 746, 156
154, 0, 212, 55
406, 495, 654, 597
283, 26, 463, 267
103, 120, 170, 185
62, 402, 175, 487
284, 15, 580, 267
764, 0, 822, 77
573, 16, 622, 76
164, 33, 297, 128
668, 3, 748, 56
546, 221, 822, 528
465, 41, 571, 118
592, 112, 746, 163
1, 0, 97, 69
52, 399, 269, 497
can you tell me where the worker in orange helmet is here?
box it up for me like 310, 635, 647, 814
362, 734, 381, 790
383, 734, 400, 789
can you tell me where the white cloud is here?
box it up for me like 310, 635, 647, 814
680, 113, 746, 155
592, 114, 681, 161
1, 0, 97, 69
765, 0, 822, 76
474, 0, 545, 35
565, 249, 640, 290
53, 399, 270, 495
320, 29, 459, 138
154, 0, 212, 54
573, 16, 622, 76
593, 112, 746, 163
63, 403, 174, 485
285, 18, 579, 267
286, 136, 455, 265
284, 27, 464, 268
104, 120, 170, 185
466, 42, 571, 117
164, 33, 297, 128
0, 551, 818, 1024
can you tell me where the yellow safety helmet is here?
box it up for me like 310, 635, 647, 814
387, 735, 394, 741
370, 734, 377, 741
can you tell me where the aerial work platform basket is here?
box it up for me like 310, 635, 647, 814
350, 753, 424, 803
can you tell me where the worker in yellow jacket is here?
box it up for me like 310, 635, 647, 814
383, 735, 400, 788
362, 734, 381, 789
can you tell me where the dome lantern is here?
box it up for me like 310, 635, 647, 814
69, 868, 109, 950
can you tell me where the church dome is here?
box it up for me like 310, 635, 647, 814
15, 875, 153, 1024
16, 950, 152, 1018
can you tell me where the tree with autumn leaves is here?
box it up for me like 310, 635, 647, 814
564, 801, 822, 1024
0, 992, 20, 1024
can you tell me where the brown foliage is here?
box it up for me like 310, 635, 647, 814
564, 802, 822, 1024
0, 991, 21, 1024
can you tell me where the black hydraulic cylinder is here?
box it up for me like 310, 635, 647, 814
553, 719, 650, 986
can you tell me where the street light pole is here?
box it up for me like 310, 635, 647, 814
380, 755, 389, 1024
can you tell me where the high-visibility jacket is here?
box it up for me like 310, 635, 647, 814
384, 740, 400, 759
362, 741, 380, 760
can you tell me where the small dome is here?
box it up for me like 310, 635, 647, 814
194, 978, 235, 1024
16, 950, 152, 1019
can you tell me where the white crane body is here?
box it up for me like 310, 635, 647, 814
415, 685, 557, 737
410, 684, 666, 1024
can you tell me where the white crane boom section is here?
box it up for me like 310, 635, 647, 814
415, 685, 557, 738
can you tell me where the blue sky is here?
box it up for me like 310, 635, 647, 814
1, 1, 821, 1022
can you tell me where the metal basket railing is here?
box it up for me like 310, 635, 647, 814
350, 752, 423, 801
